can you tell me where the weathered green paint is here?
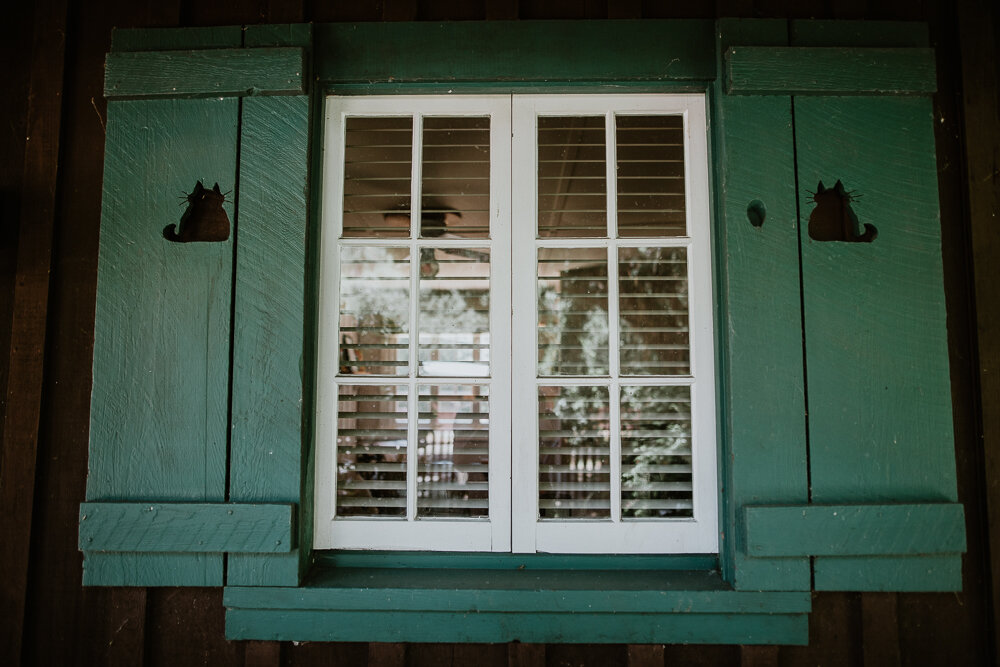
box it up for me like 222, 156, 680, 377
796, 94, 960, 590
85, 97, 237, 586
225, 609, 808, 645
726, 47, 936, 95
319, 551, 718, 571
111, 26, 243, 52
78, 503, 295, 553
814, 555, 963, 592
224, 567, 810, 613
745, 504, 966, 556
314, 20, 715, 84
104, 48, 305, 99
712, 19, 811, 592
227, 95, 310, 587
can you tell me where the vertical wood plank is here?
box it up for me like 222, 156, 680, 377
958, 0, 1000, 660
84, 96, 237, 586
485, 0, 518, 20
507, 643, 545, 667
244, 640, 282, 667
0, 0, 68, 663
739, 645, 778, 667
79, 588, 148, 667
796, 95, 960, 589
860, 593, 900, 667
368, 642, 406, 666
228, 94, 310, 587
145, 588, 241, 667
713, 19, 811, 592
607, 0, 641, 19
627, 644, 664, 667
383, 0, 417, 21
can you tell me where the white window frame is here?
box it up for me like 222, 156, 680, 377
314, 93, 717, 555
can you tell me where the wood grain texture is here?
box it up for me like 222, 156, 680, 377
368, 642, 406, 666
228, 94, 309, 587
507, 643, 545, 667
861, 593, 900, 667
815, 554, 962, 592
85, 97, 237, 586
744, 504, 966, 556
313, 20, 714, 83
244, 640, 282, 667
726, 46, 936, 94
712, 19, 810, 592
111, 26, 243, 52
739, 645, 778, 667
0, 0, 67, 664
79, 502, 294, 552
627, 644, 664, 667
104, 47, 305, 98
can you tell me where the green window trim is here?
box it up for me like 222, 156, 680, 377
81, 18, 964, 645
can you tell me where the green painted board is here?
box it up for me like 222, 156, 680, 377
105, 48, 305, 99
712, 19, 811, 592
84, 553, 223, 587
796, 96, 960, 590
314, 20, 715, 83
320, 551, 717, 571
79, 503, 294, 553
85, 97, 237, 586
111, 26, 243, 52
744, 504, 966, 556
814, 555, 962, 592
726, 47, 936, 95
227, 95, 310, 587
225, 609, 808, 645
797, 96, 956, 505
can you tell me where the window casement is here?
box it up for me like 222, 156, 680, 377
314, 94, 717, 554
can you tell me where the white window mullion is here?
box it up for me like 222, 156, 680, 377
405, 115, 423, 522
510, 97, 539, 553
609, 381, 622, 523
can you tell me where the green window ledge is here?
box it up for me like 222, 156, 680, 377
224, 553, 811, 644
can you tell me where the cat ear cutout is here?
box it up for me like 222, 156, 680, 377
807, 179, 876, 243
163, 181, 231, 243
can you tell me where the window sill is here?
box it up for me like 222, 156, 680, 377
224, 554, 810, 645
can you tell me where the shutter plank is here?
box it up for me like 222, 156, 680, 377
713, 19, 811, 592
796, 96, 962, 590
85, 97, 237, 586
228, 95, 310, 586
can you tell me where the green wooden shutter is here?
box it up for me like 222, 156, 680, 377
81, 25, 309, 587
720, 19, 965, 592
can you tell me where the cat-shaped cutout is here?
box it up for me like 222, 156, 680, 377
163, 181, 231, 243
808, 180, 877, 243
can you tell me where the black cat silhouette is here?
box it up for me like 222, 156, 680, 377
163, 181, 230, 243
808, 180, 876, 243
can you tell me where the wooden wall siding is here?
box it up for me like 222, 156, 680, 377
0, 1, 994, 666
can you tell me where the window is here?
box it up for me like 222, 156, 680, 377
314, 94, 717, 554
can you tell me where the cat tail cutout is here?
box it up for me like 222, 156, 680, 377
162, 223, 183, 242
856, 222, 878, 243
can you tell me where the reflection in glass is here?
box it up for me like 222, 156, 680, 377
419, 248, 490, 378
417, 385, 490, 518
422, 117, 490, 239
537, 116, 607, 238
538, 385, 610, 519
336, 385, 408, 517
537, 248, 608, 376
338, 246, 410, 375
616, 115, 686, 237
619, 247, 690, 375
342, 117, 412, 238
620, 385, 693, 518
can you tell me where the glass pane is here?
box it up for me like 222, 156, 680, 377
537, 248, 609, 376
336, 384, 408, 517
538, 385, 610, 519
618, 247, 690, 375
417, 385, 490, 518
537, 116, 607, 238
422, 117, 490, 239
339, 246, 410, 376
620, 385, 693, 518
419, 248, 490, 378
616, 115, 686, 237
343, 117, 412, 238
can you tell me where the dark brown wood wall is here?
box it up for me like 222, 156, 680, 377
1, 1, 996, 665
